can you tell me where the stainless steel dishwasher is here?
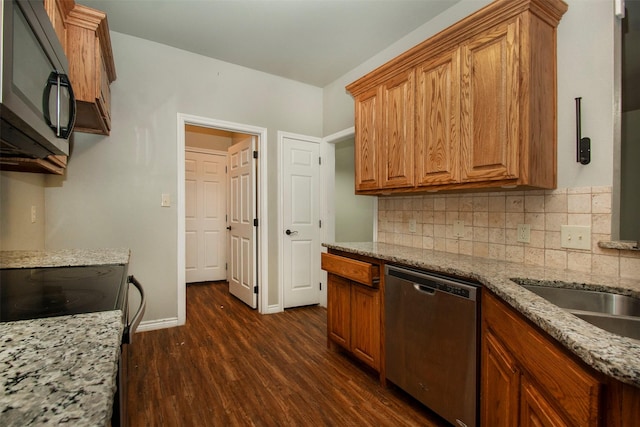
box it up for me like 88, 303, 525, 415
385, 264, 480, 427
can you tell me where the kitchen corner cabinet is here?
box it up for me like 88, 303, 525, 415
482, 291, 602, 426
65, 3, 116, 135
482, 290, 640, 427
347, 0, 567, 194
321, 252, 383, 377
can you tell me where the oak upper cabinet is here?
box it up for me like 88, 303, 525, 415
354, 86, 381, 191
415, 47, 460, 186
380, 69, 415, 189
347, 0, 567, 194
65, 4, 116, 135
460, 20, 520, 184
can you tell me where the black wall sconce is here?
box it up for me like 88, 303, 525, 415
575, 97, 591, 165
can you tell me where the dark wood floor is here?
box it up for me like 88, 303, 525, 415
126, 282, 449, 426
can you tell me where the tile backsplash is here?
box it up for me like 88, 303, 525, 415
377, 186, 640, 279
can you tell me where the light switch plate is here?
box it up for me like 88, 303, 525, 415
561, 225, 591, 250
409, 219, 417, 233
161, 193, 171, 207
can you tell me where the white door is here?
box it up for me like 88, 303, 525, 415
185, 150, 227, 283
228, 136, 257, 308
282, 135, 321, 308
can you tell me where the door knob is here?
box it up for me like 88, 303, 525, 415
285, 229, 298, 236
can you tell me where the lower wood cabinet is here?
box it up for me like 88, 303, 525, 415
482, 290, 640, 427
322, 252, 382, 373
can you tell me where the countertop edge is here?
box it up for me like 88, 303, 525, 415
0, 248, 131, 269
324, 242, 640, 389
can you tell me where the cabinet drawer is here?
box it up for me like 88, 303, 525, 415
321, 253, 379, 287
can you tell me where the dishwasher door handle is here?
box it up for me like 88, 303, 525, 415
414, 283, 436, 295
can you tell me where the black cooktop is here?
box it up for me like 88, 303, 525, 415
0, 264, 128, 322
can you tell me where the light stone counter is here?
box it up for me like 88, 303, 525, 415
0, 312, 124, 426
0, 248, 129, 426
0, 248, 130, 269
324, 242, 640, 388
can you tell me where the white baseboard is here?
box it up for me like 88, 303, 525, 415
136, 317, 180, 332
264, 304, 283, 314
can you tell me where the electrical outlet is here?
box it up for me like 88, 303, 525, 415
453, 220, 464, 238
561, 225, 591, 250
517, 224, 531, 243
409, 219, 417, 233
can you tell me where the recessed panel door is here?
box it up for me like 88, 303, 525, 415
185, 150, 227, 283
228, 136, 257, 309
282, 135, 320, 308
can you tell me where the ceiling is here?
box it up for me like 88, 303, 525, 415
78, 0, 461, 87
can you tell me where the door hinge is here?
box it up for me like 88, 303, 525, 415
319, 282, 322, 291
319, 219, 322, 228
254, 285, 259, 294
319, 156, 322, 165
225, 263, 228, 271
254, 218, 258, 227
225, 165, 228, 173
253, 150, 258, 159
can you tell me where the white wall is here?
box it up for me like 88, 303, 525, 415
323, 0, 615, 190
0, 172, 46, 250
334, 139, 374, 242
44, 33, 323, 323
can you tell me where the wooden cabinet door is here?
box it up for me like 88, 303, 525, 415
520, 378, 570, 427
481, 330, 520, 427
415, 48, 460, 187
350, 283, 380, 370
354, 86, 381, 191
381, 70, 415, 189
327, 274, 351, 349
460, 20, 520, 183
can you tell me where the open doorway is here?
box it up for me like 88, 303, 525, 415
334, 136, 375, 242
177, 113, 269, 324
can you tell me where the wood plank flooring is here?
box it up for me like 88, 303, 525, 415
126, 282, 449, 426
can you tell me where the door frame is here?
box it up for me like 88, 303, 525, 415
277, 128, 378, 309
177, 113, 269, 323
317, 127, 378, 306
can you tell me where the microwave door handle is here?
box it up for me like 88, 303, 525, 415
56, 73, 61, 137
58, 73, 76, 139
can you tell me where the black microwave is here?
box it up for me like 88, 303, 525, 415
0, 0, 76, 159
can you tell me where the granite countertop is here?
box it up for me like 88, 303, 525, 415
0, 248, 130, 269
0, 312, 124, 426
0, 248, 130, 426
324, 242, 640, 389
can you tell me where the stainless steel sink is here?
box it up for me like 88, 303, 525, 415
572, 312, 640, 341
521, 284, 640, 317
517, 282, 640, 341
